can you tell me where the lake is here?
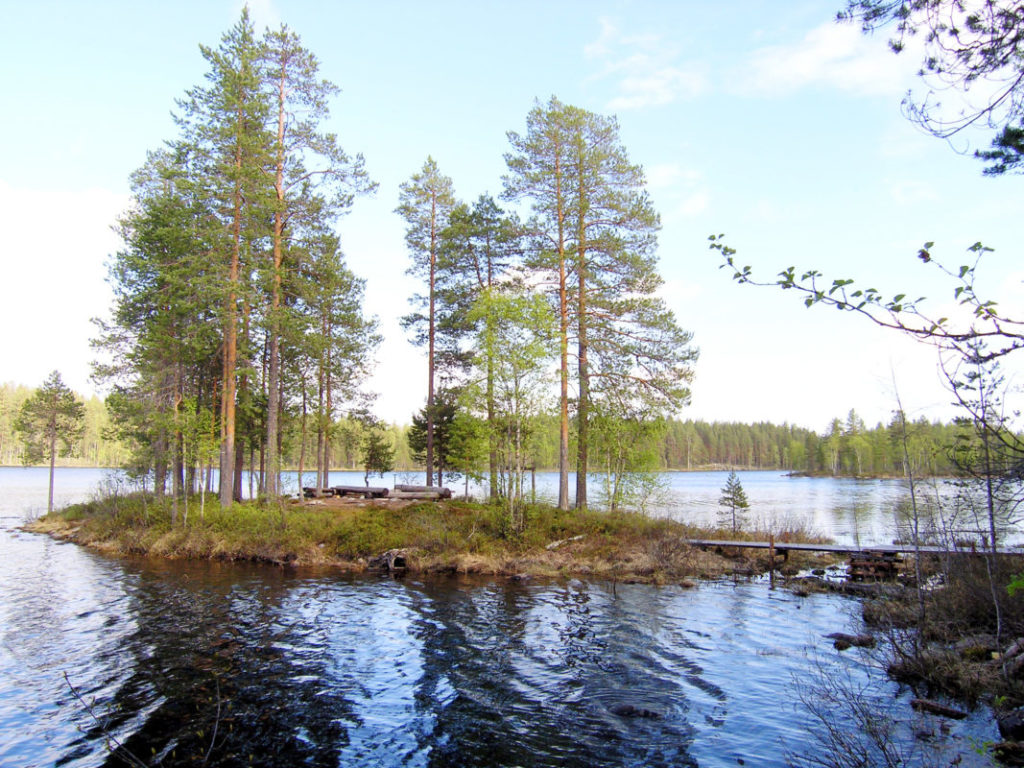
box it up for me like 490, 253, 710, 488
0, 467, 998, 766
3, 465, 929, 547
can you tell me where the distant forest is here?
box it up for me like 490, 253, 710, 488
1, 381, 963, 477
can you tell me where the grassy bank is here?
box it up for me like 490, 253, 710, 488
27, 493, 834, 583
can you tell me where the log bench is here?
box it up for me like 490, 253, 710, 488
332, 485, 389, 499
391, 484, 453, 500
302, 487, 336, 499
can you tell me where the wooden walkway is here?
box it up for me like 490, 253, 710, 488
686, 539, 1024, 557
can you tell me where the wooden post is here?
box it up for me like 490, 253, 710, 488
769, 534, 776, 590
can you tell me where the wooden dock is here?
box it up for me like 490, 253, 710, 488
686, 539, 1024, 558
688, 539, 1024, 581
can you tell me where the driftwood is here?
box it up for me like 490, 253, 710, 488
910, 698, 968, 720
368, 548, 408, 571
546, 534, 586, 551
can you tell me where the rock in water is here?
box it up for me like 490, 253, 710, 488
998, 709, 1024, 741
610, 704, 661, 719
825, 632, 875, 651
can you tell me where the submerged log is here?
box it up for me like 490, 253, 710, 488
910, 698, 968, 720
610, 703, 662, 719
825, 632, 876, 651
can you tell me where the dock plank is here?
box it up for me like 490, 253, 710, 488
686, 539, 1024, 557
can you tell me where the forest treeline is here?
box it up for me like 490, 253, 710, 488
1, 381, 964, 477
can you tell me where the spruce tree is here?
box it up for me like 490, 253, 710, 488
718, 471, 750, 533
437, 195, 522, 498
361, 428, 394, 487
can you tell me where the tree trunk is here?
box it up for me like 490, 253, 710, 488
219, 144, 242, 509
154, 430, 168, 497
487, 352, 499, 500
324, 336, 334, 489
47, 417, 56, 514
425, 189, 437, 486
555, 150, 570, 511
265, 59, 287, 499
299, 381, 307, 494
575, 222, 589, 511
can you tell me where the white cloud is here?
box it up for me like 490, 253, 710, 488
678, 191, 710, 217
644, 164, 709, 220
586, 17, 708, 111
646, 163, 701, 190
888, 179, 938, 204
748, 198, 809, 224
608, 67, 706, 111
740, 21, 917, 97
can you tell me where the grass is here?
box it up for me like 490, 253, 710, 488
27, 492, 833, 583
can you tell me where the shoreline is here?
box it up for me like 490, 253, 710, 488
26, 495, 840, 584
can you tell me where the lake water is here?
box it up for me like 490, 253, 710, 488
2, 466, 927, 547
0, 468, 999, 766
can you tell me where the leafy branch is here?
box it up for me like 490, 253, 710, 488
709, 234, 1023, 362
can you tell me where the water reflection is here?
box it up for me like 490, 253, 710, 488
0, 473, 1002, 768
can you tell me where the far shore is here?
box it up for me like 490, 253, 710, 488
3, 464, 918, 481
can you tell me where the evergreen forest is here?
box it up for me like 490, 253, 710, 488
1, 381, 968, 478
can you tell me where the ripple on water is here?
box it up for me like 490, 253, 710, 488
0, 529, 1001, 768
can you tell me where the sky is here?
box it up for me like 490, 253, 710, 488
1, 0, 1022, 433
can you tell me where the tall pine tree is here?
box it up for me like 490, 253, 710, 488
397, 157, 457, 486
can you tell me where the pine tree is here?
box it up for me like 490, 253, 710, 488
437, 195, 523, 498
260, 24, 375, 498
175, 8, 273, 508
397, 157, 457, 486
505, 97, 697, 510
14, 371, 85, 513
718, 471, 750, 533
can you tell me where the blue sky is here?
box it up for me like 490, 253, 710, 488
2, 0, 1022, 431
